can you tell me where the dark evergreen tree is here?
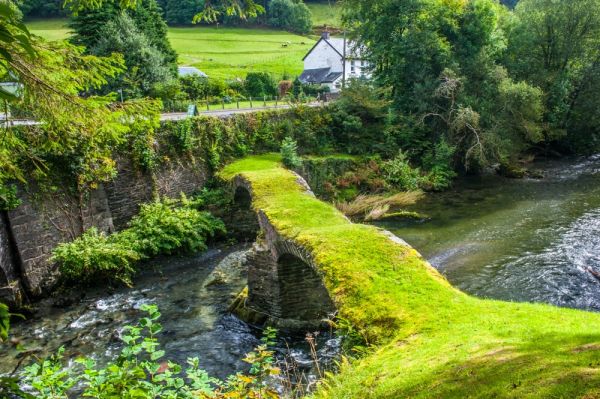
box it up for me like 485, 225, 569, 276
129, 0, 177, 73
70, 0, 177, 97
70, 0, 176, 74
163, 0, 204, 25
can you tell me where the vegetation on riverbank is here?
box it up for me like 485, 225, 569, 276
221, 154, 600, 398
52, 196, 225, 286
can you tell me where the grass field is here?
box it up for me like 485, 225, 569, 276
26, 19, 317, 80
169, 26, 314, 80
307, 1, 342, 28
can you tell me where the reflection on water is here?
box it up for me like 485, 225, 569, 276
376, 155, 600, 310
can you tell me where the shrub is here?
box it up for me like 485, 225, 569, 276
52, 197, 226, 286
125, 199, 226, 256
382, 152, 423, 191
245, 72, 278, 98
52, 228, 140, 286
280, 137, 302, 169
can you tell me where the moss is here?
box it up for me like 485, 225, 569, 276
221, 154, 600, 399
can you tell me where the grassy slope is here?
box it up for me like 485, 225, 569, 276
169, 26, 314, 80
26, 19, 314, 80
307, 2, 342, 28
221, 154, 600, 399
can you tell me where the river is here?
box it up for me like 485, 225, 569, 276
2, 155, 599, 389
376, 154, 600, 310
0, 246, 340, 393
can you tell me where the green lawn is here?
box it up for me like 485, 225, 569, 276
26, 18, 70, 41
26, 19, 315, 80
307, 1, 342, 28
169, 26, 314, 80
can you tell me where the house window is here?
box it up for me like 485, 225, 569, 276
350, 60, 356, 74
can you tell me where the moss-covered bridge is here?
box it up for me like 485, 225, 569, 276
221, 154, 600, 398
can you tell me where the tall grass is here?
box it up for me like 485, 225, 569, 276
335, 191, 423, 220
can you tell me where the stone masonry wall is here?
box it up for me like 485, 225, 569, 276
7, 184, 114, 297
0, 156, 210, 304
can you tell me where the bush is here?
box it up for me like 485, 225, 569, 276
280, 137, 302, 169
52, 228, 140, 286
52, 197, 226, 286
382, 152, 423, 191
124, 199, 225, 256
267, 0, 312, 34
245, 72, 278, 98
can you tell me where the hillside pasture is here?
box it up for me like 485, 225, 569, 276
307, 1, 342, 28
169, 26, 314, 80
26, 19, 315, 80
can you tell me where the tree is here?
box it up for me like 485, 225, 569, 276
162, 0, 204, 24
342, 0, 544, 170
18, 0, 66, 17
70, 0, 177, 98
506, 0, 600, 152
267, 0, 312, 34
91, 13, 174, 98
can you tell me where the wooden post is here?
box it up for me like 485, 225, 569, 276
264, 96, 267, 107
237, 99, 240, 109
250, 97, 253, 108
222, 99, 225, 110
206, 100, 209, 111
275, 96, 278, 107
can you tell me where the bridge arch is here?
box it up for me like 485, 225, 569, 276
233, 185, 252, 210
230, 175, 336, 329
276, 252, 334, 321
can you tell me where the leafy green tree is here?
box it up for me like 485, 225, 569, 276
506, 0, 600, 152
267, 0, 312, 34
343, 0, 544, 170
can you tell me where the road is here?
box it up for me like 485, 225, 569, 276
160, 102, 322, 121
1, 102, 324, 126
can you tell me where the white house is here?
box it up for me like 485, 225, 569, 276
299, 32, 371, 93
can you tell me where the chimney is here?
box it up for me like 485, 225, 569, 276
322, 31, 330, 40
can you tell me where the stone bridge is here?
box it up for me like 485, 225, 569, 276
231, 175, 337, 330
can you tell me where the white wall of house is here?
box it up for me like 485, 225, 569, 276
304, 40, 344, 72
344, 59, 371, 81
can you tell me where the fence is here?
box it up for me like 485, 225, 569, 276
162, 95, 323, 113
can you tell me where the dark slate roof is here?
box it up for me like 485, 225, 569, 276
323, 71, 343, 83
299, 68, 342, 84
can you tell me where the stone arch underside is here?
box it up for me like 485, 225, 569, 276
276, 252, 335, 321
232, 175, 337, 329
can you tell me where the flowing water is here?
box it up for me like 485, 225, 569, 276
0, 245, 340, 390
376, 154, 600, 310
